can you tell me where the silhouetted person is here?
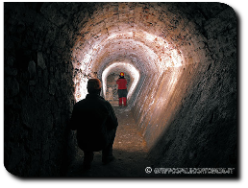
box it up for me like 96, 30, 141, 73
116, 72, 128, 107
70, 79, 118, 169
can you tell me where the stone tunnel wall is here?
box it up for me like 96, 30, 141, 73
4, 2, 238, 177
4, 3, 78, 176
132, 4, 238, 170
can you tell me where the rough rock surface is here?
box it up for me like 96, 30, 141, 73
4, 2, 237, 177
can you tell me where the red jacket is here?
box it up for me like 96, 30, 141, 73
116, 78, 127, 89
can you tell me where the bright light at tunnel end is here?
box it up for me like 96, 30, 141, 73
73, 30, 185, 102
102, 62, 140, 101
73, 62, 140, 103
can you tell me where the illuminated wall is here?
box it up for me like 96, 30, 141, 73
4, 2, 237, 176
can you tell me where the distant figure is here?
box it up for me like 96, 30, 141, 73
116, 72, 128, 107
70, 79, 118, 169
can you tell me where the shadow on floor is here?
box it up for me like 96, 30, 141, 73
66, 148, 153, 178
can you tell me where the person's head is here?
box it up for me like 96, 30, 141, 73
120, 72, 124, 78
87, 79, 101, 94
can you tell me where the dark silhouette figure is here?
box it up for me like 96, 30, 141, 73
116, 72, 128, 106
70, 79, 118, 169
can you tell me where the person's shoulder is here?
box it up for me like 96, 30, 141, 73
99, 97, 111, 106
102, 98, 111, 106
95, 96, 109, 105
105, 101, 115, 111
103, 99, 111, 105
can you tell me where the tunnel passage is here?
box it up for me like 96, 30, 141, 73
4, 2, 238, 177
105, 70, 130, 104
105, 73, 123, 102
102, 62, 140, 107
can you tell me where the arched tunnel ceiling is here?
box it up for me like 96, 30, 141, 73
71, 2, 204, 75
69, 2, 210, 102
4, 2, 237, 176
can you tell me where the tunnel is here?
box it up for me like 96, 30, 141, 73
4, 2, 238, 177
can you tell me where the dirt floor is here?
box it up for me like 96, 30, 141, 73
66, 104, 152, 178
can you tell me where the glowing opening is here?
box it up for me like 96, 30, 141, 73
102, 62, 140, 101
